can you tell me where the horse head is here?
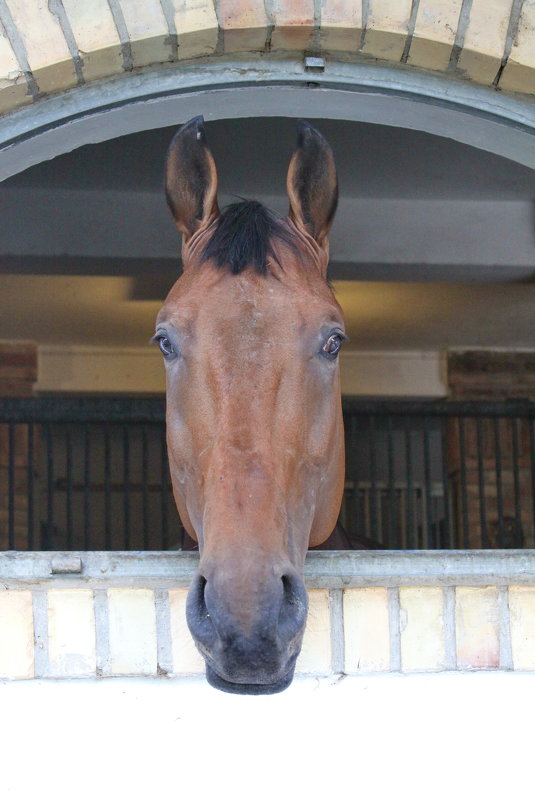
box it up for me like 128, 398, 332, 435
156, 117, 344, 694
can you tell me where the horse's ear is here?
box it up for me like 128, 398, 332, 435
286, 121, 338, 248
165, 116, 219, 239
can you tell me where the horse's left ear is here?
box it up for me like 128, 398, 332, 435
286, 121, 338, 250
165, 116, 219, 240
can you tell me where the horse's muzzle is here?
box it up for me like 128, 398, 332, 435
186, 568, 308, 695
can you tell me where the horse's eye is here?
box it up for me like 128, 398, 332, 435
155, 334, 175, 359
322, 333, 344, 359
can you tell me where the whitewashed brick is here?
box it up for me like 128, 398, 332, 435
48, 590, 96, 677
409, 0, 463, 71
170, 0, 219, 60
344, 587, 390, 672
500, 2, 535, 93
62, 0, 123, 82
400, 587, 445, 671
455, 586, 499, 669
320, 0, 362, 52
4, 0, 76, 92
108, 588, 157, 675
361, 0, 413, 61
116, 0, 172, 67
457, 0, 514, 84
169, 588, 204, 674
0, 591, 34, 679
295, 589, 331, 674
219, 0, 269, 52
270, 0, 315, 51
509, 586, 535, 670
0, 22, 30, 112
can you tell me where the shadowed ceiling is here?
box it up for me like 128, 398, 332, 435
1, 116, 534, 350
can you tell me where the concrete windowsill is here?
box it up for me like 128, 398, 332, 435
0, 550, 534, 589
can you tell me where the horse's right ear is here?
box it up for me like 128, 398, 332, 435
165, 116, 219, 239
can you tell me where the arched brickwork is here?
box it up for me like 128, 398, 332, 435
0, 1, 534, 117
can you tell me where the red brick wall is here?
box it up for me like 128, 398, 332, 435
448, 351, 535, 401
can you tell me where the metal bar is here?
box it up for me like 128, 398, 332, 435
8, 424, 15, 549
400, 489, 406, 549
161, 426, 169, 550
342, 400, 535, 419
83, 425, 90, 550
0, 397, 167, 424
458, 418, 469, 549
349, 415, 360, 543
46, 423, 54, 550
104, 425, 111, 550
431, 496, 438, 550
66, 425, 73, 550
368, 416, 378, 541
440, 418, 452, 549
494, 418, 504, 548
2, 396, 535, 424
123, 425, 130, 550
476, 418, 488, 548
27, 423, 34, 550
142, 424, 149, 550
511, 418, 522, 547
386, 416, 395, 549
364, 486, 370, 543
530, 419, 535, 547
51, 480, 169, 493
404, 418, 414, 548
423, 418, 433, 548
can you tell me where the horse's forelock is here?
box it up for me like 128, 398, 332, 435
201, 200, 296, 275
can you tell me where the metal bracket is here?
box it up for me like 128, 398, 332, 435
304, 56, 325, 72
50, 556, 83, 574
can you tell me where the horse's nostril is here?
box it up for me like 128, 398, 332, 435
281, 574, 297, 604
186, 573, 216, 647
190, 573, 207, 611
198, 574, 208, 615
279, 573, 308, 637
282, 571, 306, 600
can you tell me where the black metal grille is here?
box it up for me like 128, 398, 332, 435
1, 397, 534, 551
0, 398, 183, 551
341, 400, 535, 549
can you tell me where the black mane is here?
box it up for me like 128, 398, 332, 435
202, 200, 292, 275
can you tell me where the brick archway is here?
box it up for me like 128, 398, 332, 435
0, 1, 533, 117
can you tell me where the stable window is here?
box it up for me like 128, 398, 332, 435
2, 91, 535, 556
2, 396, 534, 552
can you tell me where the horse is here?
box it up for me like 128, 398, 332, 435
155, 116, 344, 694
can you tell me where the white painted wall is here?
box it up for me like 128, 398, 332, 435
36, 345, 447, 397
37, 345, 165, 394
0, 673, 531, 801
